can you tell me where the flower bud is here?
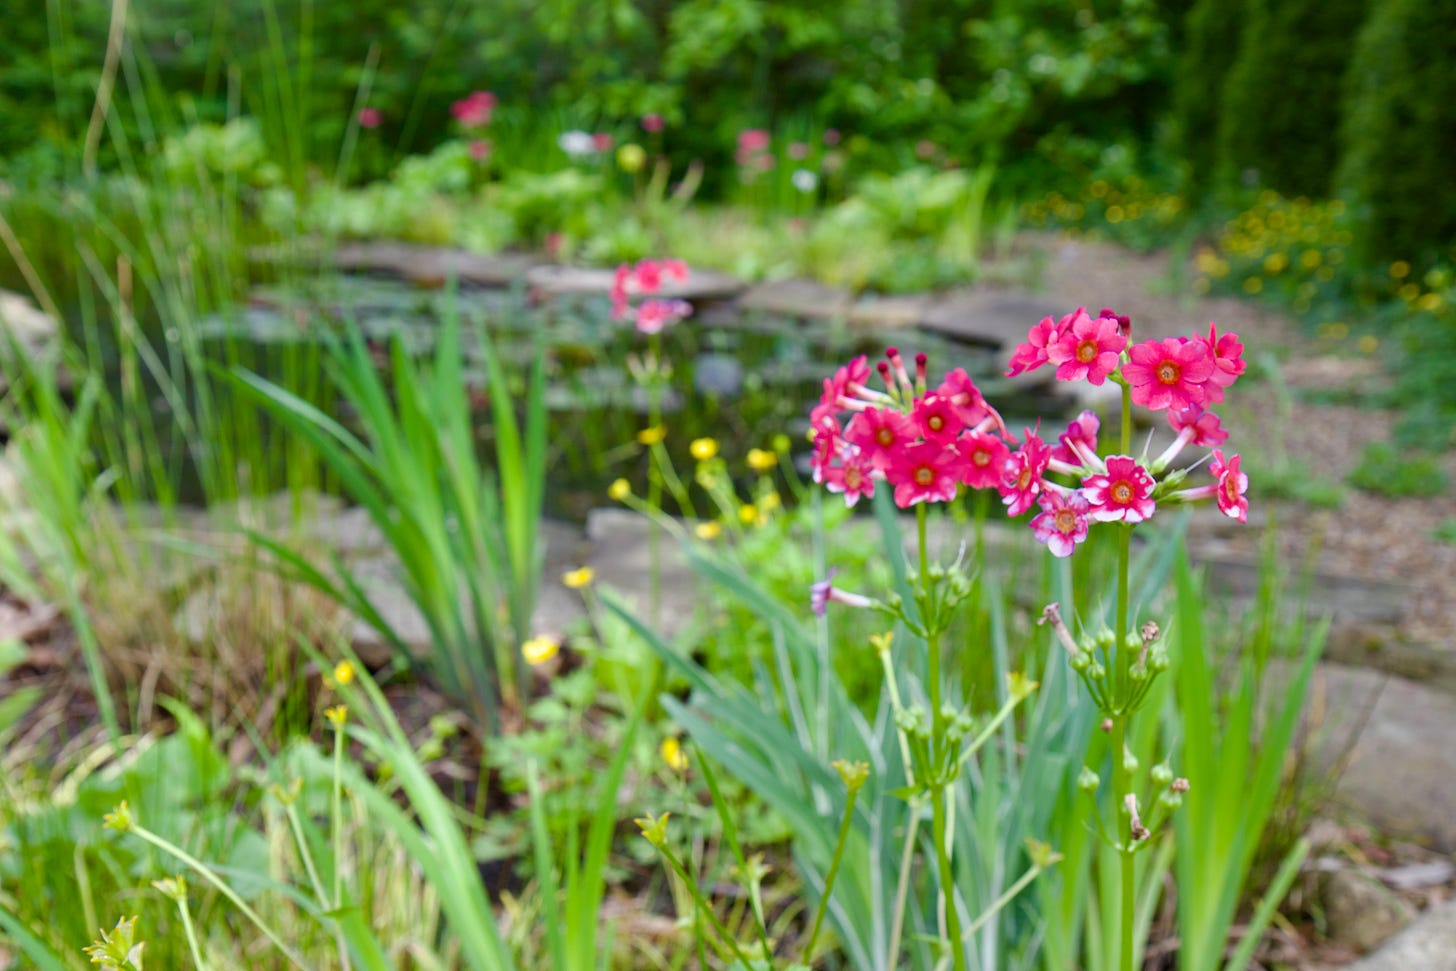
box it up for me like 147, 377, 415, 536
1078, 766, 1101, 792
1122, 747, 1139, 774
1151, 762, 1174, 786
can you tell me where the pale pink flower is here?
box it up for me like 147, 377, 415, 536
469, 139, 492, 162
811, 568, 875, 616
1048, 307, 1127, 385
738, 129, 770, 154
1123, 337, 1215, 412
788, 141, 809, 160
823, 128, 841, 147
1031, 490, 1093, 557
1083, 455, 1157, 523
887, 440, 961, 507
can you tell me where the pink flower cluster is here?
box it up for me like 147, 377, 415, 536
610, 258, 691, 334
1001, 308, 1250, 557
451, 91, 497, 129
808, 348, 1011, 509
736, 129, 774, 173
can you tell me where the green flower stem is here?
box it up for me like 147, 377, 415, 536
1116, 377, 1137, 971
803, 773, 867, 959
958, 860, 1053, 945
173, 895, 209, 971
956, 692, 1030, 771
126, 823, 311, 970
647, 331, 664, 626
284, 800, 354, 971
653, 840, 752, 968
916, 504, 966, 971
886, 804, 923, 969
331, 720, 346, 911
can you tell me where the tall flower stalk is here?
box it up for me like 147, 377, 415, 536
1008, 307, 1250, 971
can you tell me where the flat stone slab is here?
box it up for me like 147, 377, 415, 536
918, 289, 1061, 350
583, 508, 700, 640
333, 242, 540, 287
847, 295, 931, 331
525, 265, 746, 303
738, 279, 853, 320
1308, 664, 1456, 852
1343, 898, 1456, 971
1199, 554, 1408, 626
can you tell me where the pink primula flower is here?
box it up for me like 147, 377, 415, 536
641, 113, 665, 133
1083, 455, 1157, 523
1048, 307, 1127, 385
1051, 409, 1101, 468
635, 299, 692, 334
451, 91, 497, 129
911, 394, 964, 445
887, 440, 962, 508
357, 107, 381, 129
811, 567, 875, 616
1030, 489, 1093, 558
1199, 323, 1246, 403
1122, 337, 1215, 412
958, 432, 1010, 490
845, 406, 918, 471
999, 432, 1050, 516
820, 442, 878, 508
1210, 450, 1249, 522
1006, 314, 1063, 377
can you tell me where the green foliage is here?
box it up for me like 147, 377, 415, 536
1218, 0, 1369, 198
1347, 441, 1450, 497
1172, 0, 1245, 196
1338, 0, 1456, 266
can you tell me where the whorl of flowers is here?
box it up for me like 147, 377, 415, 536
611, 258, 691, 334
808, 348, 1010, 510
1006, 308, 1251, 557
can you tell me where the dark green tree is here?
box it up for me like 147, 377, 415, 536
1171, 0, 1245, 199
1217, 0, 1369, 198
1338, 0, 1456, 265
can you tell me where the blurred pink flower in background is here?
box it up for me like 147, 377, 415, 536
641, 113, 664, 133
451, 91, 497, 129
357, 107, 381, 129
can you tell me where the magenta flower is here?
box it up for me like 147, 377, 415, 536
1083, 455, 1157, 523
641, 113, 664, 133
845, 406, 918, 471
634, 299, 691, 334
999, 432, 1051, 516
958, 432, 1010, 490
912, 394, 964, 445
1199, 323, 1246, 403
451, 91, 497, 129
592, 132, 615, 153
810, 355, 874, 429
357, 107, 381, 129
1031, 490, 1093, 558
935, 368, 1003, 431
1006, 314, 1064, 377
1154, 405, 1227, 471
1099, 307, 1132, 340
469, 139, 492, 162
1051, 409, 1101, 468
887, 440, 961, 508
1048, 307, 1127, 385
738, 129, 770, 154
1211, 450, 1249, 522
1123, 337, 1215, 412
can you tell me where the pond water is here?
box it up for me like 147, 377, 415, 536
181, 273, 1063, 519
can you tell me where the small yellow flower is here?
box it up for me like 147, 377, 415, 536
1242, 276, 1263, 295
1263, 252, 1288, 275
617, 143, 647, 173
608, 478, 631, 501
103, 801, 135, 832
690, 437, 718, 461
746, 448, 777, 472
325, 705, 349, 728
1390, 260, 1412, 279
1300, 248, 1322, 270
1105, 204, 1124, 224
660, 736, 689, 772
1398, 282, 1421, 302
869, 631, 895, 655
1418, 292, 1444, 313
738, 503, 762, 526
333, 660, 355, 686
759, 491, 781, 512
522, 635, 560, 666
1357, 335, 1379, 354
561, 566, 595, 589
637, 425, 666, 446
694, 521, 722, 541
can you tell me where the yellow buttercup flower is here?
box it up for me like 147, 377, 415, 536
660, 736, 689, 772
637, 425, 666, 446
746, 448, 777, 472
694, 521, 722, 540
333, 660, 355, 686
738, 503, 762, 526
325, 705, 349, 727
562, 566, 595, 589
690, 437, 719, 461
608, 478, 631, 501
617, 143, 647, 174
522, 635, 560, 666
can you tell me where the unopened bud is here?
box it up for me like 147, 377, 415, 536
1122, 747, 1139, 774
1100, 718, 1114, 734
1141, 621, 1160, 646
1151, 762, 1174, 786
1150, 647, 1170, 673
1078, 767, 1101, 792
1171, 777, 1190, 794
833, 759, 871, 793
1158, 789, 1184, 811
